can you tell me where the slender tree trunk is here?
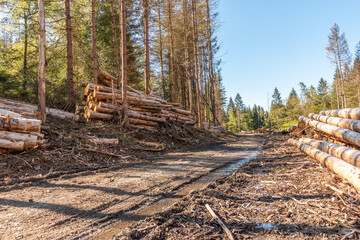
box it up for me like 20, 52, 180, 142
191, 0, 202, 127
157, 1, 166, 99
198, 45, 204, 124
23, 8, 29, 91
91, 0, 98, 84
37, 0, 46, 121
143, 0, 151, 96
167, 0, 177, 102
110, 0, 121, 88
183, 1, 193, 113
65, 0, 74, 103
120, 0, 129, 127
206, 0, 216, 123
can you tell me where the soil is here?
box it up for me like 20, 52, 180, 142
0, 115, 233, 184
0, 129, 263, 239
115, 134, 360, 240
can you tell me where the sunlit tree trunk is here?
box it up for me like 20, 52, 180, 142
91, 0, 98, 84
37, 0, 46, 122
143, 0, 150, 96
120, 0, 129, 127
110, 0, 121, 88
65, 0, 74, 103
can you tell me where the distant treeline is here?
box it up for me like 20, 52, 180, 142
223, 23, 360, 132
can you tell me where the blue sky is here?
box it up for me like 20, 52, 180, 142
218, 0, 360, 110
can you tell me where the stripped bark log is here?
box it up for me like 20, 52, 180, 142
319, 108, 360, 120
5, 116, 41, 132
288, 138, 360, 191
129, 117, 158, 126
309, 113, 360, 133
299, 138, 360, 168
86, 138, 119, 145
0, 139, 24, 151
300, 116, 360, 148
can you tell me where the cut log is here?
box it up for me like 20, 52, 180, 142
319, 108, 360, 120
128, 110, 166, 123
171, 107, 192, 116
0, 109, 22, 118
299, 116, 360, 148
129, 117, 158, 126
0, 116, 6, 128
5, 116, 41, 132
0, 139, 24, 151
87, 110, 114, 120
299, 138, 360, 168
288, 139, 360, 192
309, 113, 360, 133
86, 138, 119, 145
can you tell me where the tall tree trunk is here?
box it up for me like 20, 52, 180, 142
206, 0, 216, 123
23, 7, 29, 91
191, 0, 202, 128
157, 0, 166, 99
120, 0, 129, 127
198, 45, 204, 124
37, 0, 46, 121
110, 0, 121, 88
91, 0, 98, 84
65, 0, 74, 103
144, 0, 150, 96
167, 0, 177, 102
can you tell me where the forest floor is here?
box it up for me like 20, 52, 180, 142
1, 118, 360, 239
0, 118, 262, 239
115, 134, 360, 240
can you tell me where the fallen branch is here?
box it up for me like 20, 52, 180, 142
205, 204, 235, 240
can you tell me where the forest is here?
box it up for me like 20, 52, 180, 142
223, 24, 360, 132
0, 0, 225, 127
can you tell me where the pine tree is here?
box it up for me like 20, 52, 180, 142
326, 23, 351, 108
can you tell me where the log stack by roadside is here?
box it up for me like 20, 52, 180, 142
0, 108, 44, 153
289, 107, 360, 191
81, 69, 196, 131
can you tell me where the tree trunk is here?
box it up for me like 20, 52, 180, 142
157, 1, 166, 99
91, 0, 98, 84
299, 138, 360, 168
37, 0, 46, 122
23, 5, 29, 91
65, 0, 74, 103
206, 0, 215, 123
182, 0, 192, 113
289, 139, 360, 191
143, 0, 150, 96
167, 0, 177, 102
120, 0, 129, 127
110, 0, 121, 88
191, 0, 203, 128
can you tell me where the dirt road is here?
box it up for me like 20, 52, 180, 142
0, 135, 264, 240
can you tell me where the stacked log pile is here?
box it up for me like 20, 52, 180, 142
289, 108, 360, 191
0, 108, 44, 153
81, 70, 195, 131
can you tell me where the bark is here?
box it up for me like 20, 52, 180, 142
0, 139, 24, 152
309, 113, 360, 132
300, 116, 360, 147
167, 0, 177, 102
37, 0, 46, 122
289, 139, 360, 191
143, 0, 150, 96
299, 138, 360, 168
65, 0, 74, 102
23, 5, 29, 91
206, 0, 216, 123
157, 0, 166, 99
91, 0, 98, 84
319, 108, 360, 120
191, 0, 203, 128
110, 0, 121, 87
120, 0, 129, 127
